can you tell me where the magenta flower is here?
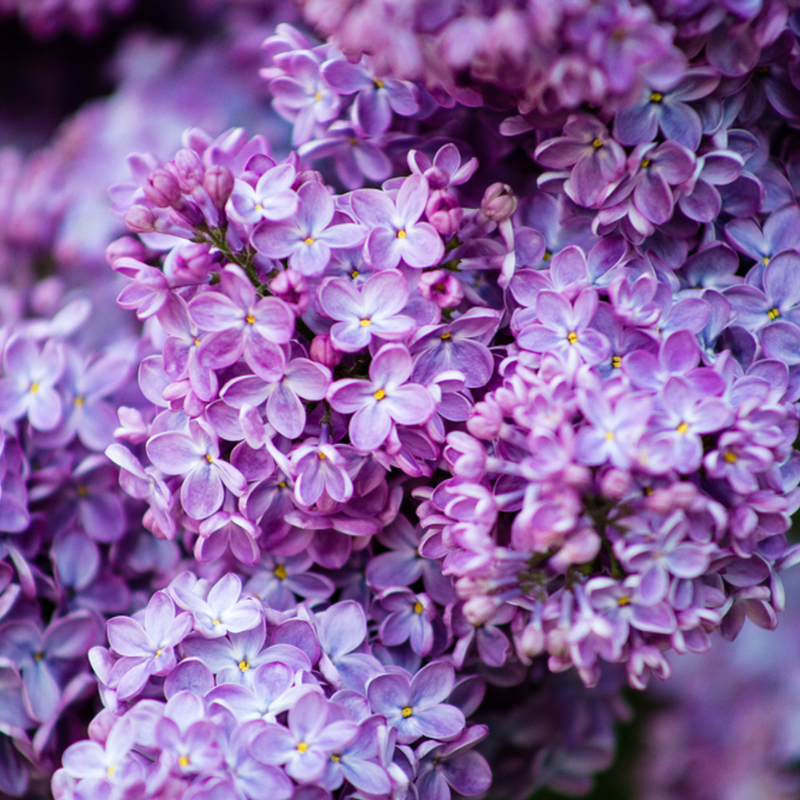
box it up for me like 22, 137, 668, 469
319, 269, 415, 353
327, 343, 435, 451
251, 180, 367, 276
352, 175, 444, 269
189, 265, 294, 383
146, 419, 247, 520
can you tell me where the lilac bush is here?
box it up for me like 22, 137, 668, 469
2, 0, 800, 797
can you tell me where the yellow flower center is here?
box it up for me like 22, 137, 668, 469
304, 237, 315, 245
360, 318, 372, 327
617, 596, 632, 607
212, 619, 221, 626
278, 480, 287, 488
33, 651, 44, 662
440, 332, 452, 340
194, 337, 200, 346
592, 138, 603, 148
297, 742, 309, 752
178, 755, 190, 768
640, 158, 651, 169
397, 230, 407, 239
29, 382, 40, 394
351, 270, 360, 279
402, 706, 413, 718
768, 308, 780, 320
314, 91, 322, 101
331, 754, 341, 762
274, 564, 288, 580
155, 649, 163, 657
374, 389, 386, 401
676, 422, 690, 435
239, 659, 250, 672
763, 256, 770, 264
246, 314, 256, 324
74, 395, 85, 407
205, 454, 214, 463
724, 451, 738, 464
77, 485, 89, 498
611, 355, 622, 368
650, 91, 663, 103
413, 602, 423, 613
107, 766, 116, 777
567, 331, 578, 345
255, 203, 264, 211
374, 78, 385, 89
605, 431, 615, 441
543, 250, 552, 261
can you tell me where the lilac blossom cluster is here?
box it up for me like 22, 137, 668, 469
52, 577, 491, 800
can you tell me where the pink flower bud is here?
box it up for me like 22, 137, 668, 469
418, 269, 464, 308
143, 168, 182, 208
169, 149, 205, 192
124, 205, 156, 233
310, 334, 343, 368
167, 243, 218, 283
463, 595, 498, 626
599, 468, 633, 500
204, 165, 235, 208
270, 269, 310, 315
426, 189, 463, 236
105, 236, 147, 266
481, 182, 518, 222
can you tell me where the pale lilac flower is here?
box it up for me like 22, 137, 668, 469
327, 344, 435, 451
172, 573, 262, 638
252, 180, 366, 276
227, 163, 300, 225
352, 175, 444, 269
147, 419, 247, 520
319, 269, 415, 352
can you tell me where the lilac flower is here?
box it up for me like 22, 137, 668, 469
366, 661, 465, 744
319, 269, 415, 353
415, 725, 492, 800
352, 175, 444, 269
171, 573, 262, 638
322, 57, 418, 135
268, 50, 342, 146
221, 357, 331, 439
244, 553, 334, 611
318, 716, 392, 795
327, 344, 436, 451
251, 180, 367, 276
0, 335, 64, 431
250, 691, 359, 783
410, 309, 500, 389
189, 265, 295, 383
535, 115, 626, 208
517, 289, 610, 368
377, 588, 438, 656
227, 163, 299, 225
61, 716, 142, 788
105, 591, 192, 700
147, 419, 247, 520
724, 204, 800, 265
289, 437, 353, 509
0, 611, 101, 722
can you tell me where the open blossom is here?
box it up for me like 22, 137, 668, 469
328, 343, 436, 451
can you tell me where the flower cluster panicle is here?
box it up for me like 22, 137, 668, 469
53, 577, 491, 800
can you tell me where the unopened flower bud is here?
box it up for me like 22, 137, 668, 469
481, 182, 518, 222
204, 165, 235, 208
144, 168, 182, 208
463, 595, 498, 626
105, 236, 147, 266
168, 242, 218, 282
426, 189, 463, 237
310, 334, 342, 368
169, 149, 205, 192
270, 269, 310, 315
124, 204, 157, 233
